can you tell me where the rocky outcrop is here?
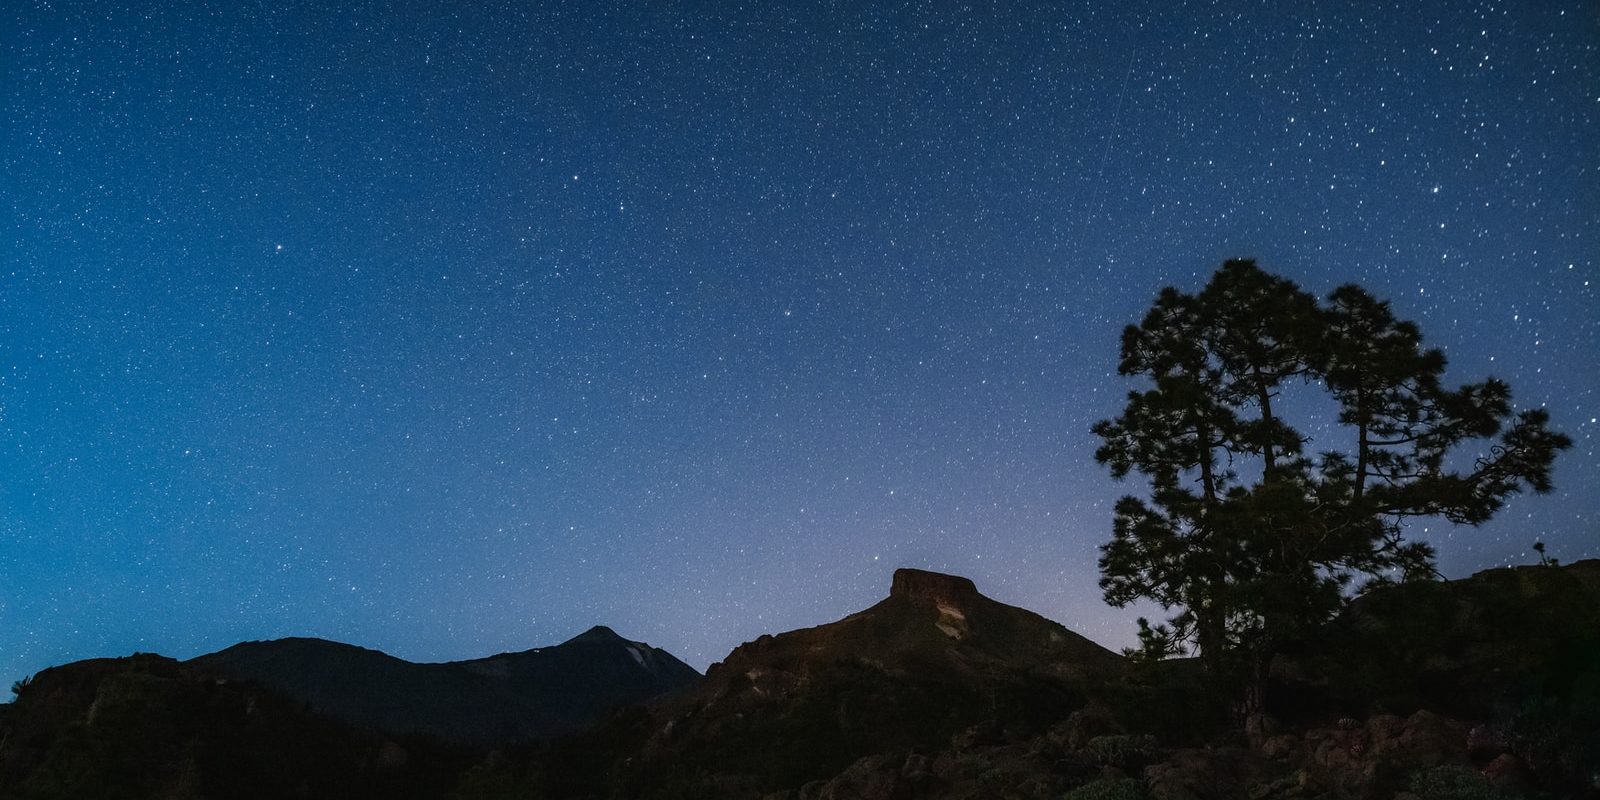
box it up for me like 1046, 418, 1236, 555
889, 569, 980, 605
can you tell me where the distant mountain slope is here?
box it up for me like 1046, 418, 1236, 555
191, 625, 699, 744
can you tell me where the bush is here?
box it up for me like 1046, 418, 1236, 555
1407, 765, 1513, 800
1085, 734, 1159, 768
1062, 777, 1147, 800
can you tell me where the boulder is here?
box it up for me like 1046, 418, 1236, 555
1260, 734, 1300, 760
817, 754, 907, 800
1392, 710, 1468, 767
1144, 748, 1271, 800
1482, 752, 1531, 791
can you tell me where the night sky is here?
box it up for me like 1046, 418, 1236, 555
3, 1, 1596, 687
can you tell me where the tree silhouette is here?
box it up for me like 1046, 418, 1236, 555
1092, 260, 1571, 710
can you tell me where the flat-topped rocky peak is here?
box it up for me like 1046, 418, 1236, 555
890, 568, 980, 605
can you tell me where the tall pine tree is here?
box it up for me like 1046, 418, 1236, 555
1093, 261, 1571, 711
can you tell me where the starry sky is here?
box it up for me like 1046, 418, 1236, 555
2, 1, 1596, 687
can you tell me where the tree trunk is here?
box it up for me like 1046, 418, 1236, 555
1354, 390, 1369, 502
1194, 416, 1226, 676
1255, 366, 1277, 480
1196, 605, 1226, 676
1237, 652, 1269, 722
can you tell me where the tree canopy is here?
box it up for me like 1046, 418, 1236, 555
1091, 260, 1571, 698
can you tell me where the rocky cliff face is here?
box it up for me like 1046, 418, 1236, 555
888, 568, 980, 603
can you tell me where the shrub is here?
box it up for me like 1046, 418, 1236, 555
1063, 777, 1147, 800
1408, 765, 1513, 800
1085, 734, 1159, 768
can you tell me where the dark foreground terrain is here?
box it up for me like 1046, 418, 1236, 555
3, 561, 1596, 799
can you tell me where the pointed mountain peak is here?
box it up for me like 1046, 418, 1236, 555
565, 625, 626, 645
890, 568, 980, 605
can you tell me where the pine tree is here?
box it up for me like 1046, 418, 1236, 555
1092, 261, 1571, 711
1091, 282, 1240, 673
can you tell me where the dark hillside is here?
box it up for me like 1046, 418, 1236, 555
0, 653, 471, 799
192, 626, 699, 744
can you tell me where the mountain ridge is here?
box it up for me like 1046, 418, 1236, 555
8, 563, 1596, 798
570, 567, 1126, 796
703, 567, 1124, 687
190, 624, 699, 744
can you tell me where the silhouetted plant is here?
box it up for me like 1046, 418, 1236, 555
1408, 765, 1514, 800
1093, 260, 1572, 715
1063, 777, 1149, 800
1533, 540, 1558, 567
1084, 734, 1159, 768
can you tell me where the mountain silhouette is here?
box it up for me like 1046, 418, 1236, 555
191, 625, 698, 743
5, 563, 1597, 799
709, 567, 1123, 689
485, 562, 1600, 799
0, 654, 472, 799
583, 568, 1125, 796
